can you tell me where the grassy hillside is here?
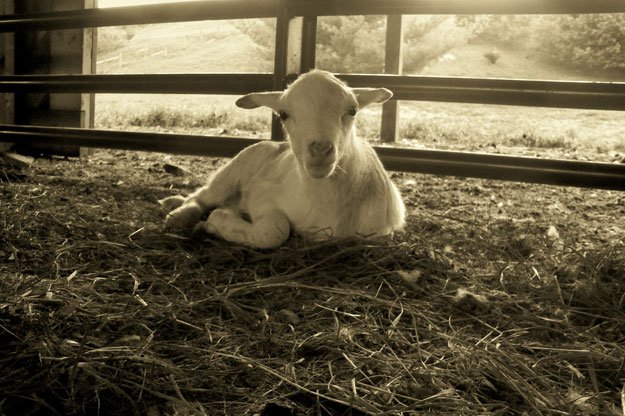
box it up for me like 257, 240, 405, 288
95, 20, 275, 136
419, 40, 624, 82
400, 40, 625, 158
97, 20, 272, 74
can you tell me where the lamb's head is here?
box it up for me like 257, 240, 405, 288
236, 70, 392, 179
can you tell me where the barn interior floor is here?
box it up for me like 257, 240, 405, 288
1, 149, 624, 415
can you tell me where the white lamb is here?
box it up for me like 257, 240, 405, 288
160, 70, 405, 248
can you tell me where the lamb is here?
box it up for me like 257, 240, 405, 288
160, 70, 405, 248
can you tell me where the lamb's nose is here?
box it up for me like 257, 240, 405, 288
308, 141, 334, 160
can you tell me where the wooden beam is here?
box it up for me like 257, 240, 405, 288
0, 0, 13, 153
271, 0, 305, 140
271, 0, 290, 140
12, 0, 95, 156
300, 15, 317, 72
82, 0, 96, 135
0, 151, 33, 168
380, 14, 403, 143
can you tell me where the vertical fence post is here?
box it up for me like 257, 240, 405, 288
300, 14, 316, 72
82, 0, 96, 154
380, 14, 403, 143
271, 1, 314, 140
271, 0, 306, 141
11, 0, 96, 156
0, 0, 15, 153
271, 0, 288, 140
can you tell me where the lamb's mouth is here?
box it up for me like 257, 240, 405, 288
305, 161, 336, 179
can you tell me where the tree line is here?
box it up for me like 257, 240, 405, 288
236, 14, 625, 75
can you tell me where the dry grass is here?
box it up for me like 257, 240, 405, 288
1, 150, 624, 415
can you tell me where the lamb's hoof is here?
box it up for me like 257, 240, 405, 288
164, 202, 202, 232
191, 221, 219, 239
158, 195, 185, 212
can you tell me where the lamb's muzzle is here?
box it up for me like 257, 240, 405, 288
306, 140, 336, 178
308, 141, 335, 161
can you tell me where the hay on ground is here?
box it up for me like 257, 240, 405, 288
1, 151, 624, 415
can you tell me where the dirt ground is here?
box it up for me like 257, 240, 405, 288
1, 148, 624, 415
6, 148, 619, 269
4, 148, 623, 262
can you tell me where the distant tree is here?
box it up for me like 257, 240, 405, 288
232, 19, 275, 63
533, 15, 625, 73
403, 16, 473, 72
98, 26, 137, 54
316, 15, 386, 73
457, 14, 625, 75
456, 15, 531, 45
235, 16, 472, 74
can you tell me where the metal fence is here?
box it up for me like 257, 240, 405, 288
1, 0, 624, 190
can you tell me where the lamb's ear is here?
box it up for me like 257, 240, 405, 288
353, 87, 393, 108
235, 92, 282, 110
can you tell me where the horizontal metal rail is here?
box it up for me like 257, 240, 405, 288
0, 125, 260, 158
0, 0, 277, 32
1, 125, 624, 191
0, 74, 274, 95
1, 0, 624, 33
2, 74, 625, 111
292, 0, 625, 16
338, 74, 625, 111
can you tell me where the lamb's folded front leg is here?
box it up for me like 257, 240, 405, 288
163, 166, 238, 232
161, 141, 282, 234
196, 209, 290, 249
163, 197, 204, 232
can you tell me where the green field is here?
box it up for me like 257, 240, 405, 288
95, 20, 625, 162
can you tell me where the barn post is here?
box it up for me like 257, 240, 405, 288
10, 0, 96, 156
299, 15, 317, 72
271, 0, 310, 141
0, 0, 14, 153
380, 14, 404, 143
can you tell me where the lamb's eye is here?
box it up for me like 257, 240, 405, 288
347, 107, 357, 117
278, 111, 289, 121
